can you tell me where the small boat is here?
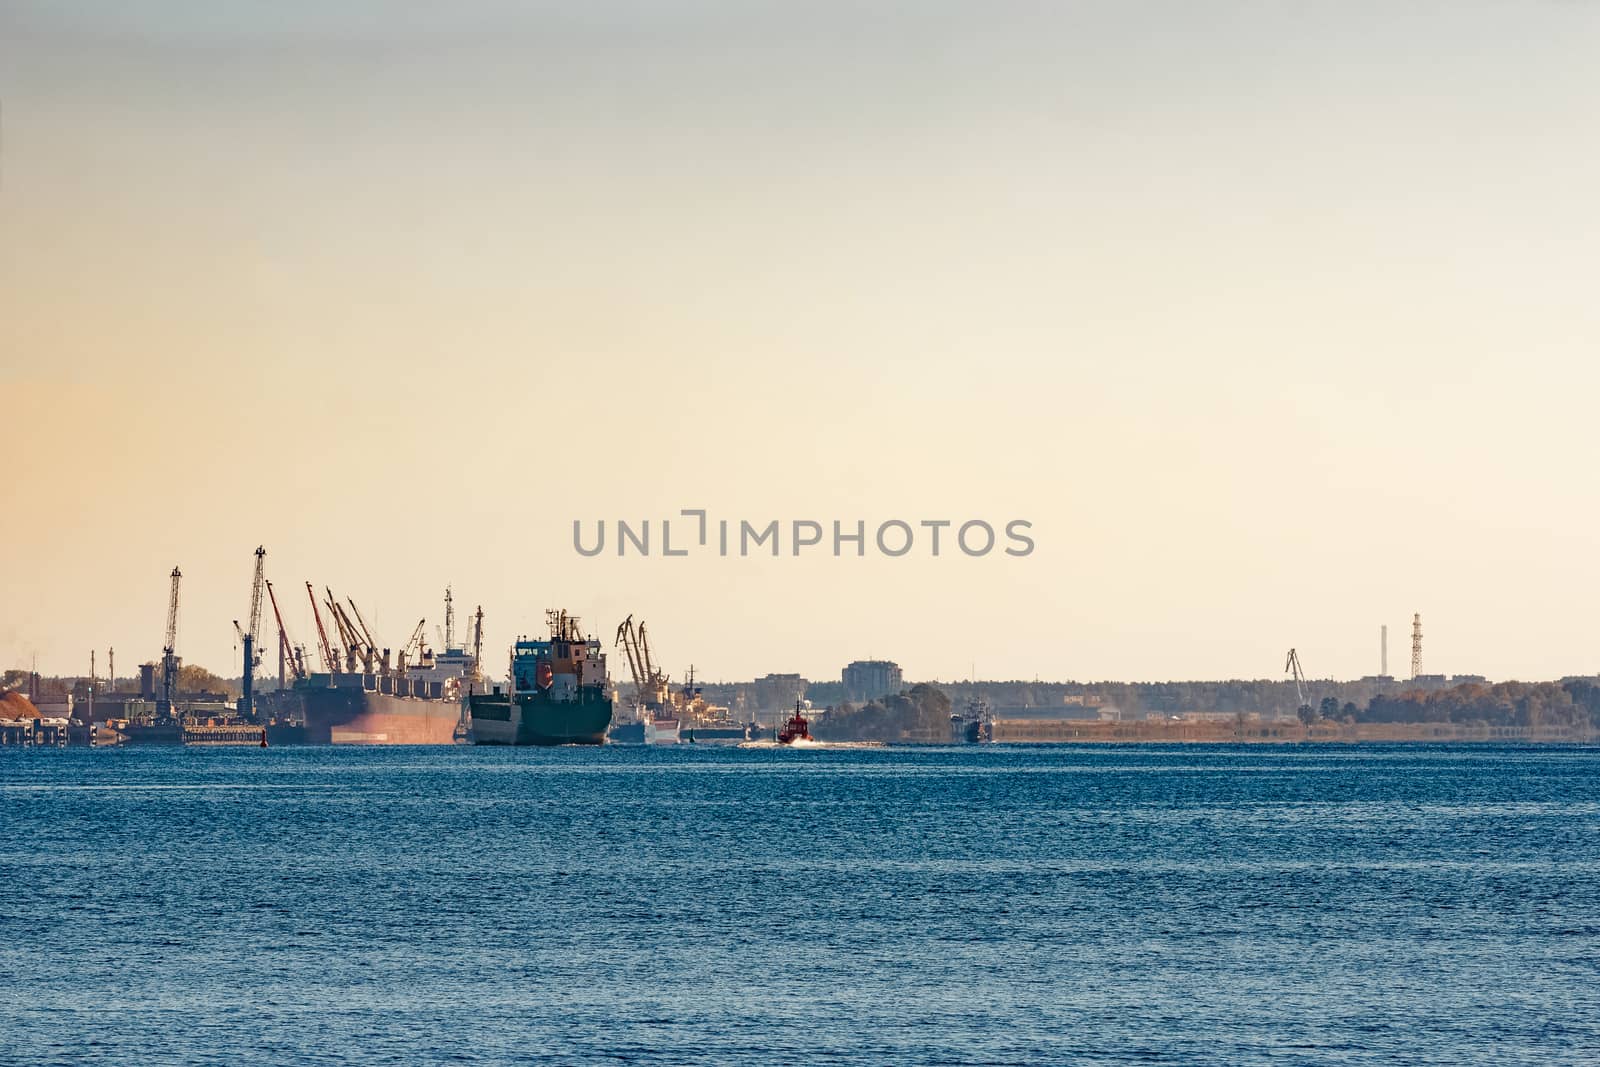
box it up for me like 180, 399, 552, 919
777, 701, 812, 745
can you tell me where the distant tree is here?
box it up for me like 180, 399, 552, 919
815, 684, 952, 742
906, 683, 951, 721
178, 664, 238, 699
1319, 697, 1340, 721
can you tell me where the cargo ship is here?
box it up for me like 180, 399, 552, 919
263, 669, 469, 745
468, 610, 612, 745
257, 588, 482, 745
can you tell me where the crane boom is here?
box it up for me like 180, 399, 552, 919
638, 622, 657, 680
346, 597, 379, 652
306, 582, 336, 674
266, 580, 306, 682
400, 617, 426, 658
163, 567, 181, 658
246, 546, 266, 645
1285, 648, 1315, 724
325, 589, 360, 653
615, 616, 647, 695
326, 593, 369, 671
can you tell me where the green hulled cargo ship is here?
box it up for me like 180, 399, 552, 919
468, 610, 612, 745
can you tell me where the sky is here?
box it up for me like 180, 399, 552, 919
3, 1, 1599, 685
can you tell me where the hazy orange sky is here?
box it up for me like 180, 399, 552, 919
4, 2, 1599, 684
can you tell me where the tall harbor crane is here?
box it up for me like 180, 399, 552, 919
238, 546, 266, 721
158, 566, 182, 719
306, 582, 336, 674
1285, 648, 1314, 725
615, 615, 646, 702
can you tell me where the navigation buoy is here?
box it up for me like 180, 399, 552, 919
260, 728, 269, 748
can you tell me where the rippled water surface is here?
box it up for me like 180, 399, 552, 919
4, 743, 1598, 1065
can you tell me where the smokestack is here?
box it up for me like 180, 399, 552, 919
1381, 625, 1388, 677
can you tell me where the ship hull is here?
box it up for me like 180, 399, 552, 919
266, 685, 464, 745
607, 721, 646, 745
469, 691, 612, 746
114, 723, 184, 745
681, 724, 751, 743
644, 717, 681, 745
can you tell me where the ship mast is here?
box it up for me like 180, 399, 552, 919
471, 606, 484, 681
444, 587, 455, 651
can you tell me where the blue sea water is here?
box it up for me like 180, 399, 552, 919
2, 743, 1598, 1065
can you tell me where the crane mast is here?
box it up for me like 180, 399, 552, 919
240, 546, 266, 721
159, 566, 182, 720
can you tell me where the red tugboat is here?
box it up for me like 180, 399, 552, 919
777, 701, 812, 745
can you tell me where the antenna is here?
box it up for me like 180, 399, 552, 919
1381, 625, 1388, 677
1410, 613, 1423, 679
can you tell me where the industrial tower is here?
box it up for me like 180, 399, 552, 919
1410, 613, 1423, 679
158, 567, 182, 720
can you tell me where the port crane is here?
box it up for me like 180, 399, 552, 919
397, 617, 426, 670
344, 595, 384, 670
234, 546, 266, 720
345, 597, 379, 654
614, 615, 670, 707
158, 566, 182, 720
324, 589, 371, 672
266, 579, 307, 683
305, 582, 336, 674
1285, 648, 1315, 725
